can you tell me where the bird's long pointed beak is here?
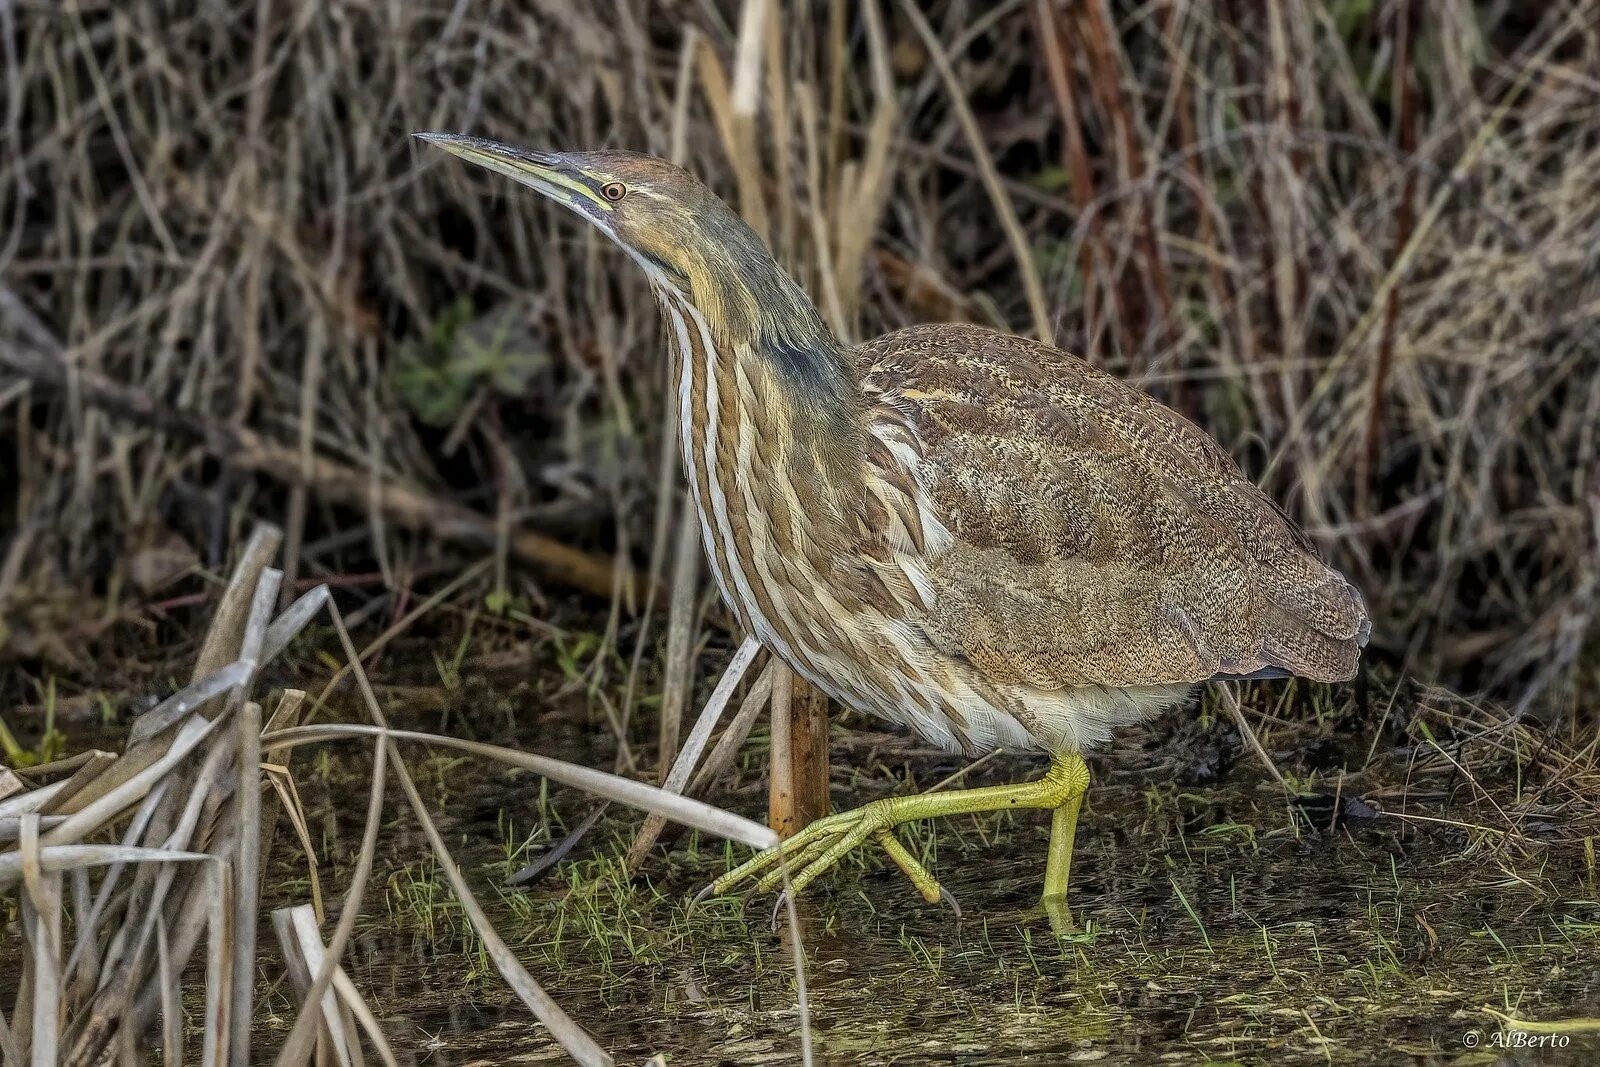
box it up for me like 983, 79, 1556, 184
413, 132, 611, 219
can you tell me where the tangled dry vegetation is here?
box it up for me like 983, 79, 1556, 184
4, 2, 1598, 718
0, 525, 785, 1063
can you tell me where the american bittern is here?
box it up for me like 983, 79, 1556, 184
420, 135, 1370, 912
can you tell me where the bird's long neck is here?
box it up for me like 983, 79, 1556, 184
652, 249, 869, 633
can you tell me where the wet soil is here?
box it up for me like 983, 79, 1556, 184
6, 619, 1597, 1065
243, 671, 1600, 1066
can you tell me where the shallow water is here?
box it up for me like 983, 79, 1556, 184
10, 656, 1596, 1064
248, 688, 1600, 1066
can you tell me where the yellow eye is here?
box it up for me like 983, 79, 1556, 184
601, 181, 627, 202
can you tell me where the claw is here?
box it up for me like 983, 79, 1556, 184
937, 884, 962, 922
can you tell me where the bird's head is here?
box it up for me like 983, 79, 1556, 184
416, 134, 792, 345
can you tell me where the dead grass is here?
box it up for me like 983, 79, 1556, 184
0, 2, 1596, 718
0, 525, 793, 1063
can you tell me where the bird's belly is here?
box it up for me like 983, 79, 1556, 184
742, 604, 1188, 757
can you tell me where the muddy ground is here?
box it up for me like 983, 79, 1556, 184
6, 615, 1598, 1065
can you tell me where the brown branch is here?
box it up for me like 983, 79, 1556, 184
1034, 0, 1104, 349
1358, 0, 1419, 518
1075, 0, 1176, 367
0, 325, 634, 602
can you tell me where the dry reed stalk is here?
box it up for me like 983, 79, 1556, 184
688, 657, 779, 796
900, 0, 1052, 342
1262, 47, 1544, 490
619, 26, 703, 767
764, 6, 797, 266
268, 722, 390, 1067
34, 753, 116, 815
260, 724, 776, 853
1356, 0, 1419, 518
796, 84, 850, 336
728, 0, 772, 242
270, 907, 357, 1067
1077, 0, 1175, 367
829, 0, 897, 334
1034, 0, 1104, 349
626, 636, 763, 868
696, 34, 763, 245
1263, 0, 1307, 423
156, 914, 180, 1065
1159, 2, 1256, 406
655, 509, 702, 785
1216, 685, 1288, 794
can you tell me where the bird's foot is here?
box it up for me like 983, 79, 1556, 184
1041, 894, 1076, 938
694, 754, 1090, 913
696, 798, 955, 909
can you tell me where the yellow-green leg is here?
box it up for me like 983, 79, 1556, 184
1042, 787, 1084, 901
700, 752, 1091, 907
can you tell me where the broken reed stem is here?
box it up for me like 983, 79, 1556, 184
228, 701, 262, 1067
626, 636, 762, 868
271, 736, 391, 1067
789, 677, 831, 831
768, 665, 795, 838
688, 657, 778, 796
657, 508, 702, 784
21, 815, 62, 1067
767, 666, 830, 838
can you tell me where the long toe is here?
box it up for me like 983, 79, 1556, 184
705, 806, 891, 904
751, 830, 847, 895
778, 820, 881, 898
707, 819, 845, 898
874, 827, 950, 906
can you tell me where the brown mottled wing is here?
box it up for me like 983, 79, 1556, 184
856, 324, 1369, 690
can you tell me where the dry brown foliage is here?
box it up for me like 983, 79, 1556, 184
2, 1, 1597, 721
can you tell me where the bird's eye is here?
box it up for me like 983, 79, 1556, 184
601, 181, 627, 202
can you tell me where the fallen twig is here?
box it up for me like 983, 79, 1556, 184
0, 318, 633, 602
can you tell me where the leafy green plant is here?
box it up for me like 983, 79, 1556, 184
0, 678, 67, 767
390, 298, 549, 426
